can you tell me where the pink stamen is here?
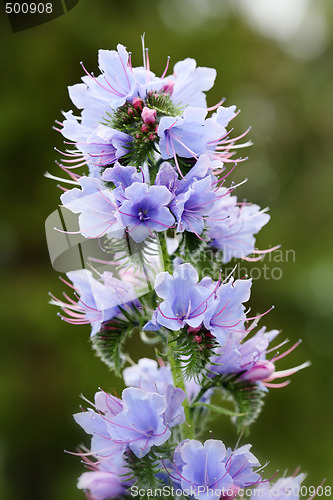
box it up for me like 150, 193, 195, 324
272, 340, 302, 362
206, 98, 226, 112
128, 52, 132, 70
212, 299, 230, 320
263, 380, 290, 388
246, 306, 274, 322
161, 56, 171, 79
80, 61, 124, 98
252, 244, 281, 255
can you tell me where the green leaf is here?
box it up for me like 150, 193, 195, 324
192, 402, 245, 417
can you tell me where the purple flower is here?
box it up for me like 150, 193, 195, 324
207, 189, 270, 263
203, 278, 252, 346
50, 269, 137, 336
118, 182, 174, 243
77, 469, 128, 500
172, 439, 233, 499
209, 328, 310, 390
250, 473, 307, 500
157, 107, 224, 163
74, 391, 125, 464
170, 176, 217, 236
148, 263, 216, 331
74, 391, 130, 499
158, 107, 208, 160
155, 155, 219, 237
169, 58, 217, 108
123, 357, 209, 406
107, 387, 171, 458
123, 357, 173, 393
223, 444, 260, 489
102, 162, 143, 203
61, 111, 132, 174
60, 176, 124, 239
123, 358, 186, 427
70, 45, 137, 111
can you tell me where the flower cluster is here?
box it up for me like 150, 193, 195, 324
75, 379, 260, 500
55, 41, 270, 259
47, 40, 313, 500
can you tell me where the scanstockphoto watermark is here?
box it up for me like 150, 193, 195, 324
130, 485, 332, 497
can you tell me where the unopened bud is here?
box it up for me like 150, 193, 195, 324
162, 79, 175, 95
239, 361, 275, 382
132, 97, 143, 111
142, 106, 157, 125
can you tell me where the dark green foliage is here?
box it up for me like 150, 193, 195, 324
223, 381, 266, 434
91, 303, 146, 376
146, 91, 183, 117
169, 327, 219, 381
125, 450, 164, 498
191, 374, 266, 433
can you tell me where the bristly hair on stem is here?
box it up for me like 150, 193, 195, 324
168, 327, 219, 382
193, 373, 266, 434
125, 449, 165, 497
91, 302, 148, 376
223, 380, 266, 434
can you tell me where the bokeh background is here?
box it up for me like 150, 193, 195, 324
1, 0, 333, 499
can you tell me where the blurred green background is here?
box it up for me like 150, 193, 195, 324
1, 0, 333, 498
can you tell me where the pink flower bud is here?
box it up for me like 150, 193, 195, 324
132, 97, 143, 111
162, 79, 175, 95
239, 361, 275, 382
141, 107, 156, 125
141, 124, 149, 133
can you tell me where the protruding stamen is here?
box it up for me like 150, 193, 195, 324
161, 56, 171, 79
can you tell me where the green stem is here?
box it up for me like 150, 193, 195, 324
159, 231, 170, 273
167, 349, 193, 439
158, 232, 193, 440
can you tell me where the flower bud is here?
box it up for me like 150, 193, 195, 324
239, 361, 275, 382
141, 106, 157, 125
162, 79, 175, 95
132, 97, 143, 111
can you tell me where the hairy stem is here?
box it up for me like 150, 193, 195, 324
168, 349, 193, 439
158, 231, 193, 440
